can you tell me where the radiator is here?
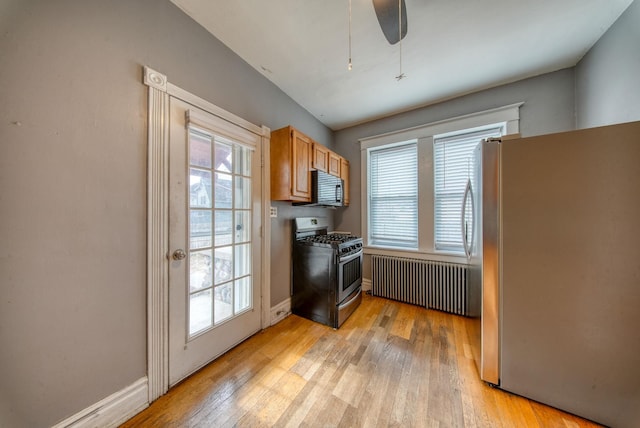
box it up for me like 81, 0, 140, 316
371, 255, 476, 316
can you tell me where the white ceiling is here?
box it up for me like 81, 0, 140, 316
170, 0, 633, 130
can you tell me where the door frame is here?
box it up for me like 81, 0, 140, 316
143, 66, 271, 402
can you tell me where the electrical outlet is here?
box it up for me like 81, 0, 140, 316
270, 206, 278, 218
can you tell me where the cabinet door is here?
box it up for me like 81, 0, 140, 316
329, 152, 341, 177
312, 143, 329, 172
340, 158, 350, 206
291, 130, 312, 199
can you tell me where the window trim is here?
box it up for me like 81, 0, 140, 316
360, 103, 522, 263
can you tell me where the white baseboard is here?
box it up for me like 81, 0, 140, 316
362, 278, 372, 292
52, 377, 148, 428
270, 298, 291, 325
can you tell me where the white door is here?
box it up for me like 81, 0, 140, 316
168, 97, 262, 386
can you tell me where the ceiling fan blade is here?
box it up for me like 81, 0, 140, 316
372, 0, 408, 45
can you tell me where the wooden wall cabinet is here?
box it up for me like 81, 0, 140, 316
312, 143, 329, 173
340, 158, 350, 206
270, 126, 312, 202
270, 125, 350, 205
328, 152, 341, 177
319, 144, 341, 178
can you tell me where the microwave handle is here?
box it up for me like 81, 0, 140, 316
335, 183, 342, 204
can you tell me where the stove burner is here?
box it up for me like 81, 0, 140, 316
300, 234, 359, 245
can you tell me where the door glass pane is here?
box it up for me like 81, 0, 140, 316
234, 177, 251, 209
214, 283, 233, 324
215, 141, 233, 173
234, 211, 250, 243
190, 210, 211, 250
190, 250, 212, 293
234, 145, 251, 176
215, 172, 232, 209
234, 277, 251, 313
190, 168, 212, 208
190, 132, 212, 168
215, 210, 232, 246
234, 244, 250, 278
189, 289, 212, 336
214, 246, 232, 285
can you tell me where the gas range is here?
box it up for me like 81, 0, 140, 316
292, 217, 363, 328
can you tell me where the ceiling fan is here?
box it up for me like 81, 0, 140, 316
372, 0, 408, 45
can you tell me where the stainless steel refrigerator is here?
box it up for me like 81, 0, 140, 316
468, 121, 640, 428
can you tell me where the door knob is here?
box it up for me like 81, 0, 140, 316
172, 249, 187, 261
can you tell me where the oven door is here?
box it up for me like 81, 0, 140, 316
337, 249, 363, 304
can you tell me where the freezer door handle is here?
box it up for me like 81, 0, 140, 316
461, 179, 474, 259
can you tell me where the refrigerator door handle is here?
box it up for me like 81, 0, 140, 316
461, 179, 474, 259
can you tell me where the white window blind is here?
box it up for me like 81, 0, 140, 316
434, 127, 502, 253
369, 143, 418, 248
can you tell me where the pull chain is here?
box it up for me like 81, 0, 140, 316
395, 0, 406, 81
348, 0, 353, 71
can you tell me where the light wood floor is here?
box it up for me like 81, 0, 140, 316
122, 294, 602, 427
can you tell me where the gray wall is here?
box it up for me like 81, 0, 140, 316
334, 69, 577, 246
576, 0, 640, 129
0, 1, 331, 427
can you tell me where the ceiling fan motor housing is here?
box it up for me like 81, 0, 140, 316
372, 0, 408, 45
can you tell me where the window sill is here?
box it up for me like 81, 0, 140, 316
363, 245, 468, 265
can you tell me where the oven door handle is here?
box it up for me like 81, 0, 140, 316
339, 249, 362, 264
338, 287, 362, 310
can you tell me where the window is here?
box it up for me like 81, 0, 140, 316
360, 103, 521, 261
433, 127, 503, 253
368, 142, 418, 248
